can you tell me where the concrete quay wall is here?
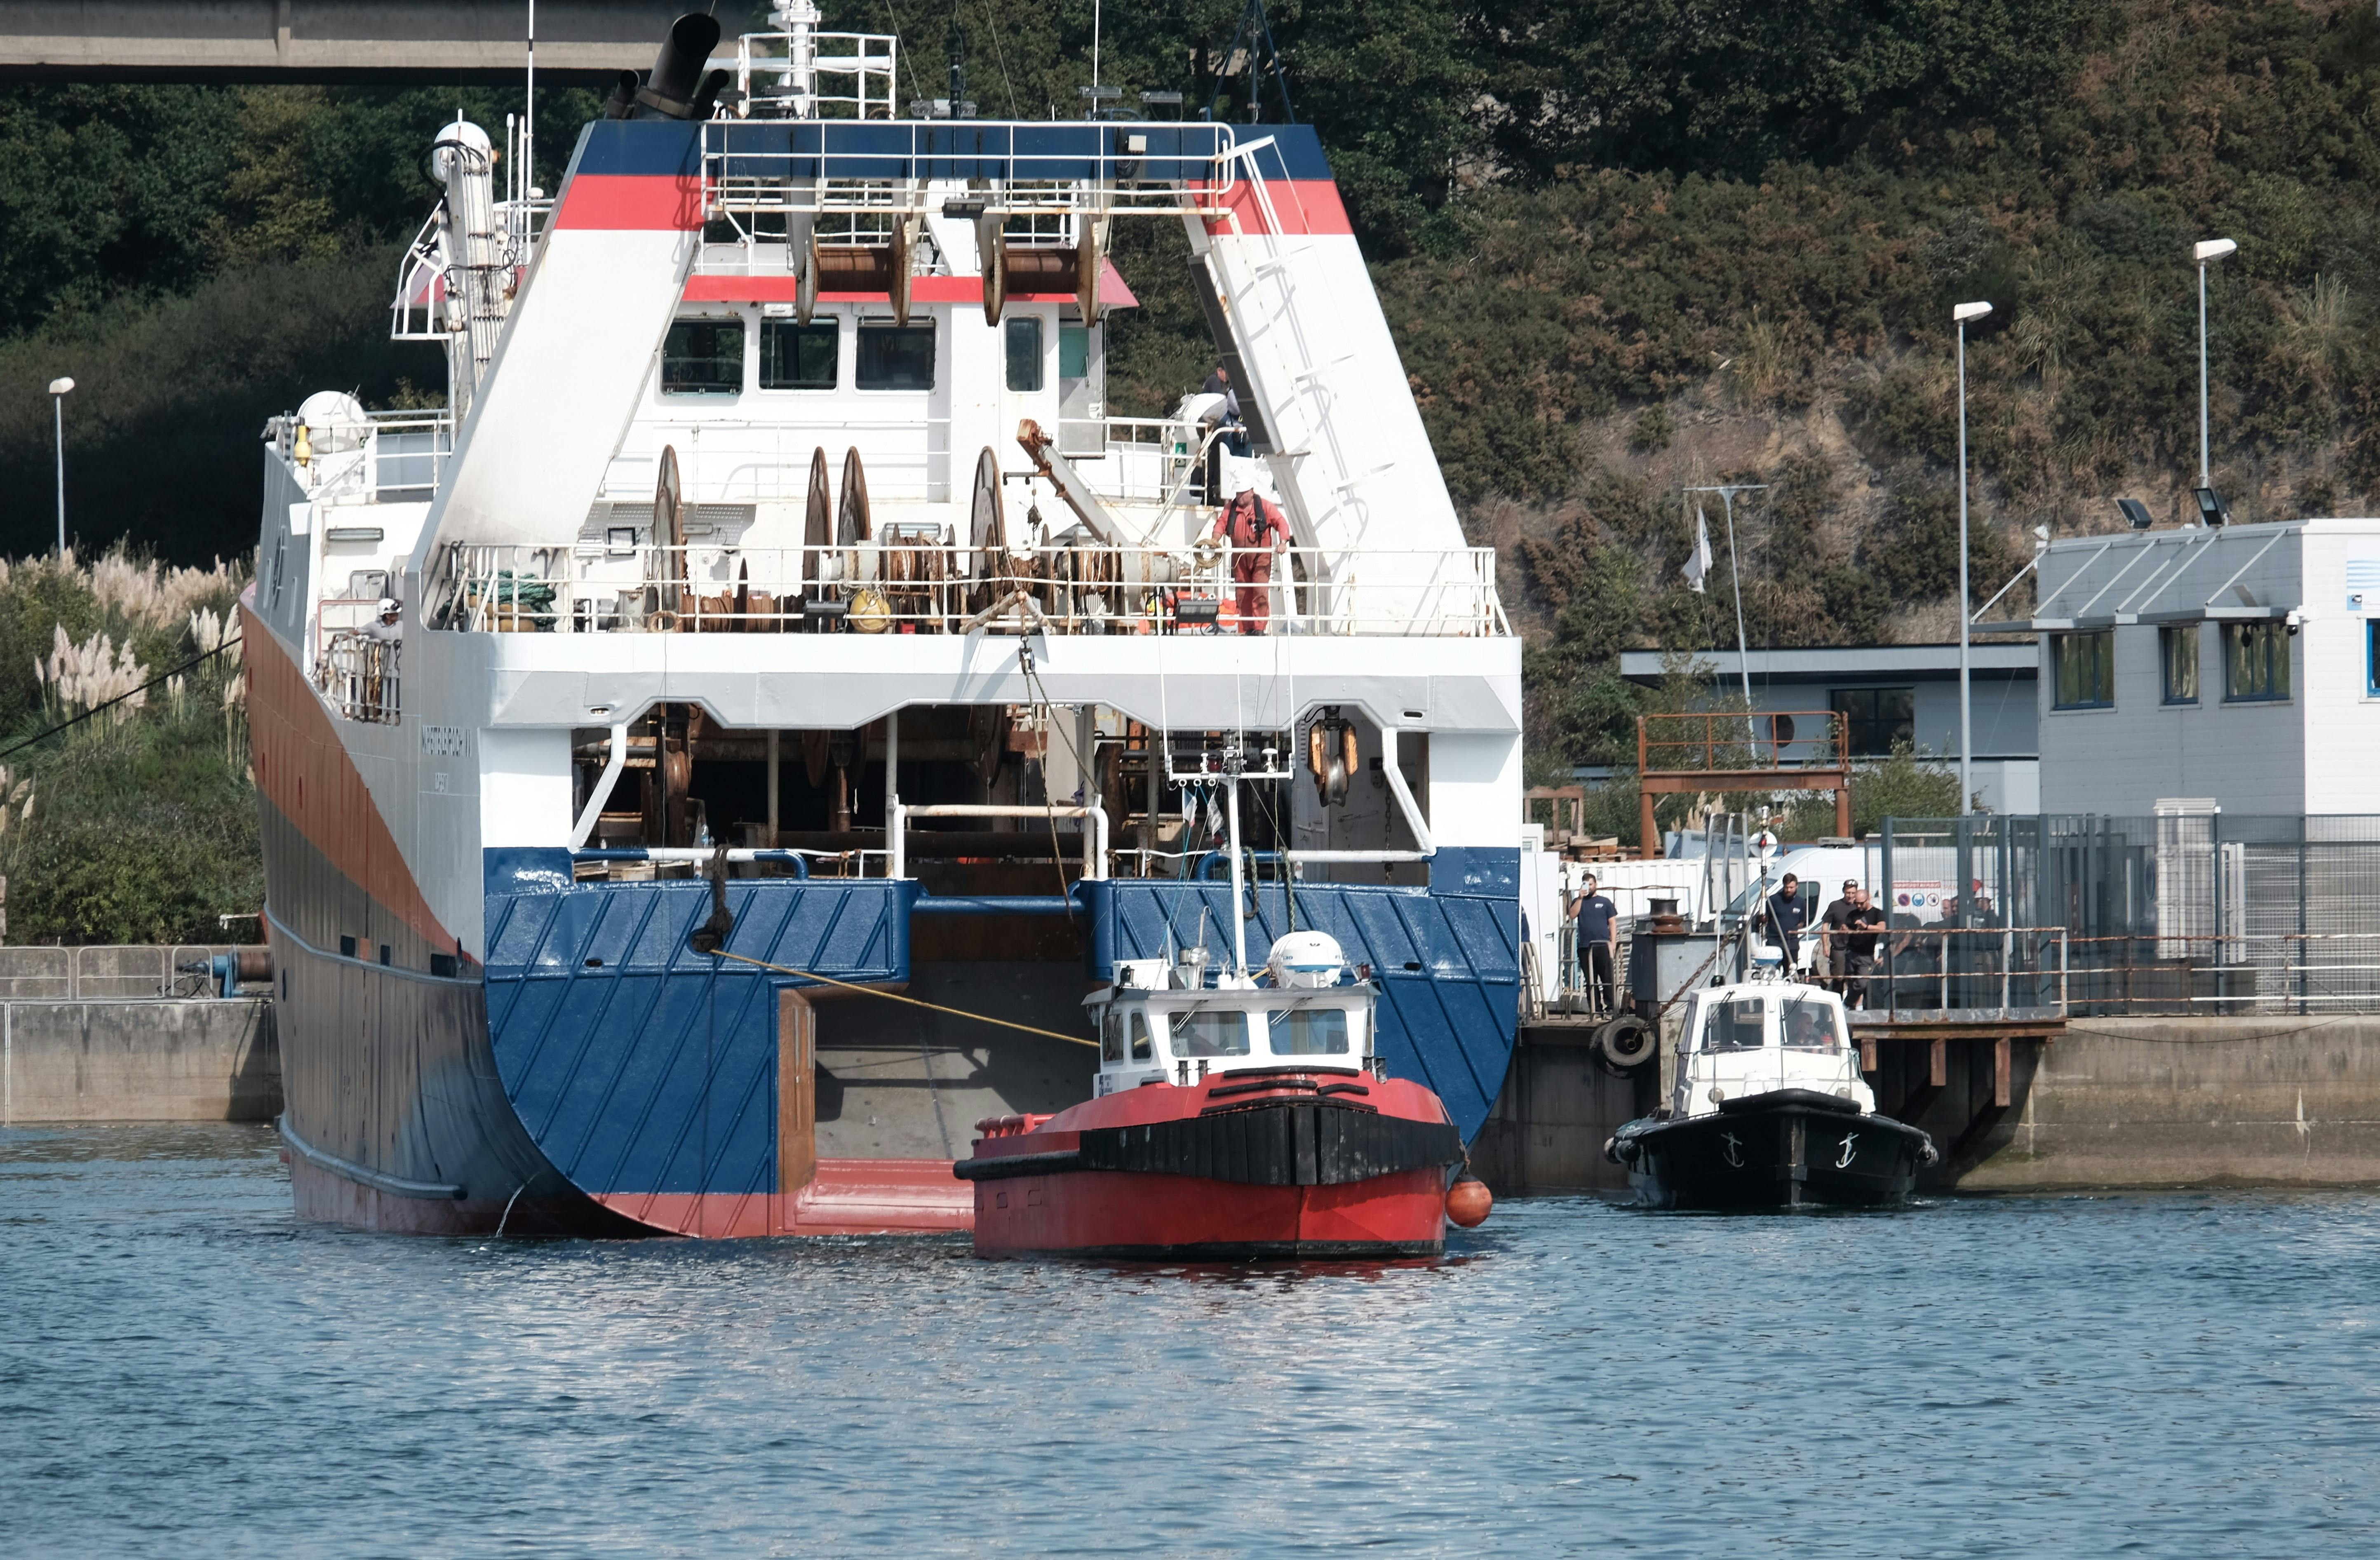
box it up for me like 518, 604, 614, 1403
0, 998, 280, 1124
1478, 1015, 2380, 1194
1963, 1016, 2380, 1190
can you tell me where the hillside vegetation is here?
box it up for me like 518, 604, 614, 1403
0, 2, 2376, 929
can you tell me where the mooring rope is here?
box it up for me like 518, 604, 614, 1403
706, 946, 1101, 1048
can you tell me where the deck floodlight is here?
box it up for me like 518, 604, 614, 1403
2116, 498, 2156, 529
2193, 486, 2230, 526
1953, 301, 1993, 323
2193, 238, 2238, 264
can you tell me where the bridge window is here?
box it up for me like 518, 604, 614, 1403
1702, 996, 1766, 1051
1780, 995, 1843, 1052
857, 323, 935, 390
1102, 1006, 1125, 1064
1130, 1010, 1152, 1062
1269, 1008, 1350, 1056
1004, 316, 1044, 392
1172, 1010, 1251, 1057
2051, 629, 2114, 709
2223, 621, 2290, 702
759, 320, 837, 389
1827, 687, 1913, 756
661, 320, 744, 396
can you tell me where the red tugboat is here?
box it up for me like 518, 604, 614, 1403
958, 929, 1487, 1259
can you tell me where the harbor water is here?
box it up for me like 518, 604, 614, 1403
5, 1124, 2378, 1556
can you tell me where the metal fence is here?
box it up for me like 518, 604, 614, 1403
1879, 814, 2380, 1015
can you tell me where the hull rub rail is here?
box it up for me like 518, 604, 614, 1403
278, 1112, 465, 1201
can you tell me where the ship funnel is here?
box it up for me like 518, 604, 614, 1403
633, 13, 725, 119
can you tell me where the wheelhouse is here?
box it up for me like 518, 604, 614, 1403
1670, 982, 1873, 1119
1090, 983, 1375, 1095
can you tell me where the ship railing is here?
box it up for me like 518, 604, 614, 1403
428, 541, 1509, 638
272, 412, 453, 505
312, 628, 401, 725
390, 201, 547, 344
698, 120, 1248, 228
735, 30, 900, 121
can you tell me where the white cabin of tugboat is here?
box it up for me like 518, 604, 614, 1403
1089, 933, 1378, 1096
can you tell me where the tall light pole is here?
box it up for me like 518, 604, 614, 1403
1953, 302, 1992, 817
47, 376, 74, 557
2194, 237, 2236, 490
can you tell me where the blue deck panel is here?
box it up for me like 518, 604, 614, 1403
482, 849, 911, 1198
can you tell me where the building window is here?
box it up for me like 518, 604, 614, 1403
660, 320, 744, 395
2370, 619, 2380, 697
759, 321, 836, 389
2160, 625, 2199, 705
1828, 687, 1914, 756
2052, 629, 2114, 709
856, 323, 935, 390
2223, 620, 2291, 702
1004, 316, 1044, 392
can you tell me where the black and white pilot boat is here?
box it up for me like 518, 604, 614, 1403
1606, 959, 1938, 1210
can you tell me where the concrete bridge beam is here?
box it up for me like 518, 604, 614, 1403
0, 0, 707, 83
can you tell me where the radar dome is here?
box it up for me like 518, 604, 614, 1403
1266, 930, 1346, 989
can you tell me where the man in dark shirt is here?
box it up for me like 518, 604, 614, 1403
1569, 874, 1620, 1015
1845, 891, 1888, 1009
1765, 873, 1807, 973
1819, 879, 1863, 996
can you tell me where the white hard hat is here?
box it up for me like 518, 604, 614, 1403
1232, 474, 1256, 496
378, 597, 401, 615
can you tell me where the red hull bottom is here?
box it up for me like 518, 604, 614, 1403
596, 1158, 974, 1237
971, 1166, 1450, 1259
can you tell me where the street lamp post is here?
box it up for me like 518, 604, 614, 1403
47, 376, 74, 557
1952, 302, 1992, 817
2194, 238, 2236, 489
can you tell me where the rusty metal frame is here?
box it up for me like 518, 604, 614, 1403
1635, 710, 1852, 858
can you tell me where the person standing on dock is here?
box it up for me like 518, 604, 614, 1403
1820, 879, 1863, 995
1569, 873, 1620, 1015
1766, 873, 1808, 973
1211, 477, 1290, 635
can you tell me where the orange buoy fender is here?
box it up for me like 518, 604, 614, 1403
1445, 1176, 1492, 1229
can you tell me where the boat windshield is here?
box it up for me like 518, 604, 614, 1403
1172, 1010, 1252, 1057
1269, 1008, 1351, 1056
1702, 996, 1766, 1051
1781, 996, 1844, 1051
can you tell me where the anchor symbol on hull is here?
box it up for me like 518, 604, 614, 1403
1721, 1131, 1744, 1168
1835, 1133, 1858, 1169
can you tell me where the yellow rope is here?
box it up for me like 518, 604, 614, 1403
708, 947, 1102, 1048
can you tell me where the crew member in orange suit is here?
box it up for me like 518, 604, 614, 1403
1211, 476, 1291, 634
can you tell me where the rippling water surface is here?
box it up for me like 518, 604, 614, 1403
5, 1123, 2380, 1556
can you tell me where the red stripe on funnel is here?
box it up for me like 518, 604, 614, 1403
1198, 178, 1353, 238
551, 173, 705, 232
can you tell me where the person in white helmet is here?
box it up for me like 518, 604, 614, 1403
365, 597, 403, 642
1209, 475, 1290, 634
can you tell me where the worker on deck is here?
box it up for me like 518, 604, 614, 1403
1200, 364, 1249, 456
1210, 476, 1290, 635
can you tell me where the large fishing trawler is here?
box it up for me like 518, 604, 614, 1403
249, 9, 1522, 1236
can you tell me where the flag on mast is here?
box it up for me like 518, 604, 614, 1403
1684, 505, 1713, 594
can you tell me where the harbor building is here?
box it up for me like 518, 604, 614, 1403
1614, 645, 2040, 815
2026, 517, 2380, 815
